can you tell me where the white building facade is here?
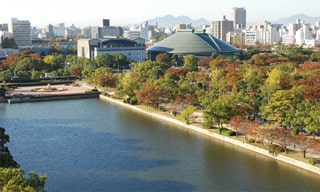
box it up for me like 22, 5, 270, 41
9, 18, 31, 48
77, 38, 145, 63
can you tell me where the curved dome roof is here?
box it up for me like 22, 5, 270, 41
147, 30, 240, 56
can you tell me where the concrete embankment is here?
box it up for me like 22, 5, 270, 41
99, 94, 320, 176
6, 92, 100, 103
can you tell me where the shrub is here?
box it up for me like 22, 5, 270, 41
309, 158, 317, 165
269, 144, 284, 154
219, 128, 236, 136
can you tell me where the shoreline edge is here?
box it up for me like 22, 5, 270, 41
99, 94, 320, 176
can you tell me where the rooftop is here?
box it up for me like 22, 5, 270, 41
147, 30, 240, 57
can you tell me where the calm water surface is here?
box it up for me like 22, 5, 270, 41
0, 98, 319, 192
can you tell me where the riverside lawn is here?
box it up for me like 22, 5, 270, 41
97, 93, 320, 176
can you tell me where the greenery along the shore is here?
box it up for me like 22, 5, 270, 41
2, 44, 320, 157
0, 127, 48, 191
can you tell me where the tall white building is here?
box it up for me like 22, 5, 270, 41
244, 31, 257, 45
262, 21, 281, 44
9, 18, 31, 48
231, 7, 246, 29
295, 23, 313, 46
54, 23, 66, 37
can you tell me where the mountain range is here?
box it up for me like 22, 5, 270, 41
143, 15, 210, 27
142, 14, 320, 27
273, 14, 319, 25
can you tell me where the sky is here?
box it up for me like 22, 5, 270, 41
1, 0, 320, 28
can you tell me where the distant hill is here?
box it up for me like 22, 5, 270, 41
142, 14, 210, 27
274, 14, 319, 25
140, 14, 320, 28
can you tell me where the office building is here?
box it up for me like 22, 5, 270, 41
90, 19, 123, 39
103, 19, 110, 27
231, 7, 246, 29
0, 24, 8, 32
45, 24, 55, 38
9, 18, 31, 48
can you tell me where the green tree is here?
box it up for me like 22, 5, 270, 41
65, 55, 91, 69
179, 106, 198, 124
183, 54, 198, 71
0, 127, 10, 152
0, 168, 48, 192
117, 72, 141, 104
238, 65, 263, 95
95, 53, 114, 68
0, 85, 5, 97
202, 93, 234, 128
0, 70, 13, 82
93, 67, 113, 85
0, 128, 47, 190
0, 127, 19, 168
113, 53, 130, 71
260, 86, 305, 128
131, 61, 169, 79
82, 66, 97, 84
311, 49, 320, 61
43, 54, 66, 71
14, 57, 34, 71
153, 74, 178, 104
1, 37, 17, 49
304, 104, 320, 138
260, 68, 286, 104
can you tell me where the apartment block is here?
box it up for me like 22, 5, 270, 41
211, 16, 234, 42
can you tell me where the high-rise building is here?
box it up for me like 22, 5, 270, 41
103, 19, 110, 27
90, 19, 123, 39
45, 24, 54, 38
53, 23, 66, 37
0, 24, 8, 32
231, 7, 246, 29
211, 16, 234, 41
9, 18, 31, 48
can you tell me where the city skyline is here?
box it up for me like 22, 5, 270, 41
1, 0, 320, 28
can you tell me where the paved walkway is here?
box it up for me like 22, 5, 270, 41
6, 84, 89, 96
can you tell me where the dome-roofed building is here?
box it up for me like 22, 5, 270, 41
146, 30, 241, 60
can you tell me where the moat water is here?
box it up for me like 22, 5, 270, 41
0, 98, 319, 191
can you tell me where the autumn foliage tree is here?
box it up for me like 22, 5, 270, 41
137, 85, 165, 108
155, 53, 172, 65
97, 75, 116, 88
275, 128, 293, 153
69, 66, 83, 78
293, 133, 315, 158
